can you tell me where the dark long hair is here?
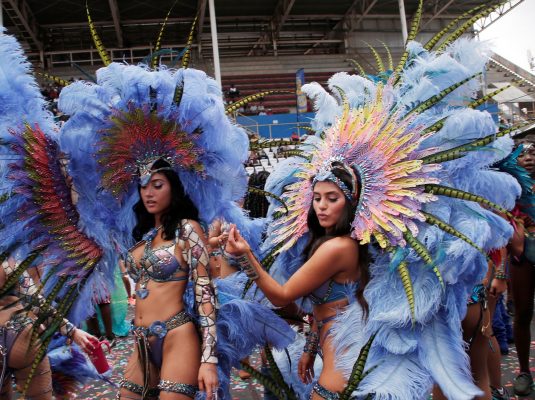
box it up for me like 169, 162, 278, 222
132, 159, 199, 242
243, 170, 271, 218
303, 163, 370, 317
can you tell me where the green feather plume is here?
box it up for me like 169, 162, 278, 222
424, 184, 512, 218
364, 42, 385, 73
340, 334, 376, 400
250, 139, 298, 150
265, 345, 297, 400
468, 84, 511, 109
226, 90, 291, 114
423, 4, 486, 51
403, 230, 443, 287
151, 0, 179, 69
347, 58, 367, 76
182, 14, 198, 69
276, 150, 311, 161
38, 72, 70, 87
239, 362, 289, 400
392, 0, 423, 83
247, 186, 288, 213
397, 261, 415, 323
381, 41, 394, 71
436, 2, 505, 53
241, 243, 283, 297
86, 3, 111, 66
422, 211, 485, 256
421, 123, 527, 164
406, 72, 481, 116
0, 246, 46, 297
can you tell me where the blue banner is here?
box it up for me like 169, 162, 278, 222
296, 68, 307, 114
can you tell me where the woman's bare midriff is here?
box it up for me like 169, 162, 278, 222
133, 279, 187, 327
313, 298, 349, 326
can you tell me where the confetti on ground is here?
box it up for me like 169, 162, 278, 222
11, 305, 535, 399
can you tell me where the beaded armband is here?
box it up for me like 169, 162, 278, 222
494, 271, 507, 280
494, 256, 509, 280
237, 254, 259, 280
61, 320, 76, 339
303, 331, 319, 356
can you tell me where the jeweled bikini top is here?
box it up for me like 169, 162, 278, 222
125, 225, 188, 299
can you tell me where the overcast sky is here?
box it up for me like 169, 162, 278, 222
478, 0, 535, 72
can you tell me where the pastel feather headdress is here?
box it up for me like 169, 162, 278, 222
272, 85, 444, 252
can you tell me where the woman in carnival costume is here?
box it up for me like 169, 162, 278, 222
0, 30, 105, 398
507, 139, 535, 396
226, 161, 369, 399
56, 7, 294, 400
117, 156, 218, 399
0, 256, 97, 399
0, 6, 295, 400
227, 2, 528, 399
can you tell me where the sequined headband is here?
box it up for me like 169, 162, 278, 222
313, 161, 359, 201
137, 156, 174, 187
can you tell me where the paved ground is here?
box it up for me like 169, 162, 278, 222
79, 303, 535, 400
10, 303, 535, 399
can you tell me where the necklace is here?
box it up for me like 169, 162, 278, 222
136, 225, 163, 299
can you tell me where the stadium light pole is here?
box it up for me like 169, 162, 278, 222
208, 0, 222, 87
398, 0, 408, 43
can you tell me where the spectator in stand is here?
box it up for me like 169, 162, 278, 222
249, 104, 258, 114
48, 85, 59, 101
291, 131, 299, 142
227, 83, 240, 99
266, 108, 273, 115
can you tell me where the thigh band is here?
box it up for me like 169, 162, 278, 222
158, 380, 198, 398
119, 379, 159, 397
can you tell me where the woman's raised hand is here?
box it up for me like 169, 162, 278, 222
225, 225, 251, 256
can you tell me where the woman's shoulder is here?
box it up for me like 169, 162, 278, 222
318, 236, 358, 253
178, 219, 205, 239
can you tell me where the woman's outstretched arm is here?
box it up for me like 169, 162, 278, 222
226, 226, 356, 306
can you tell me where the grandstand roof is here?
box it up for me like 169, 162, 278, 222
2, 0, 515, 59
